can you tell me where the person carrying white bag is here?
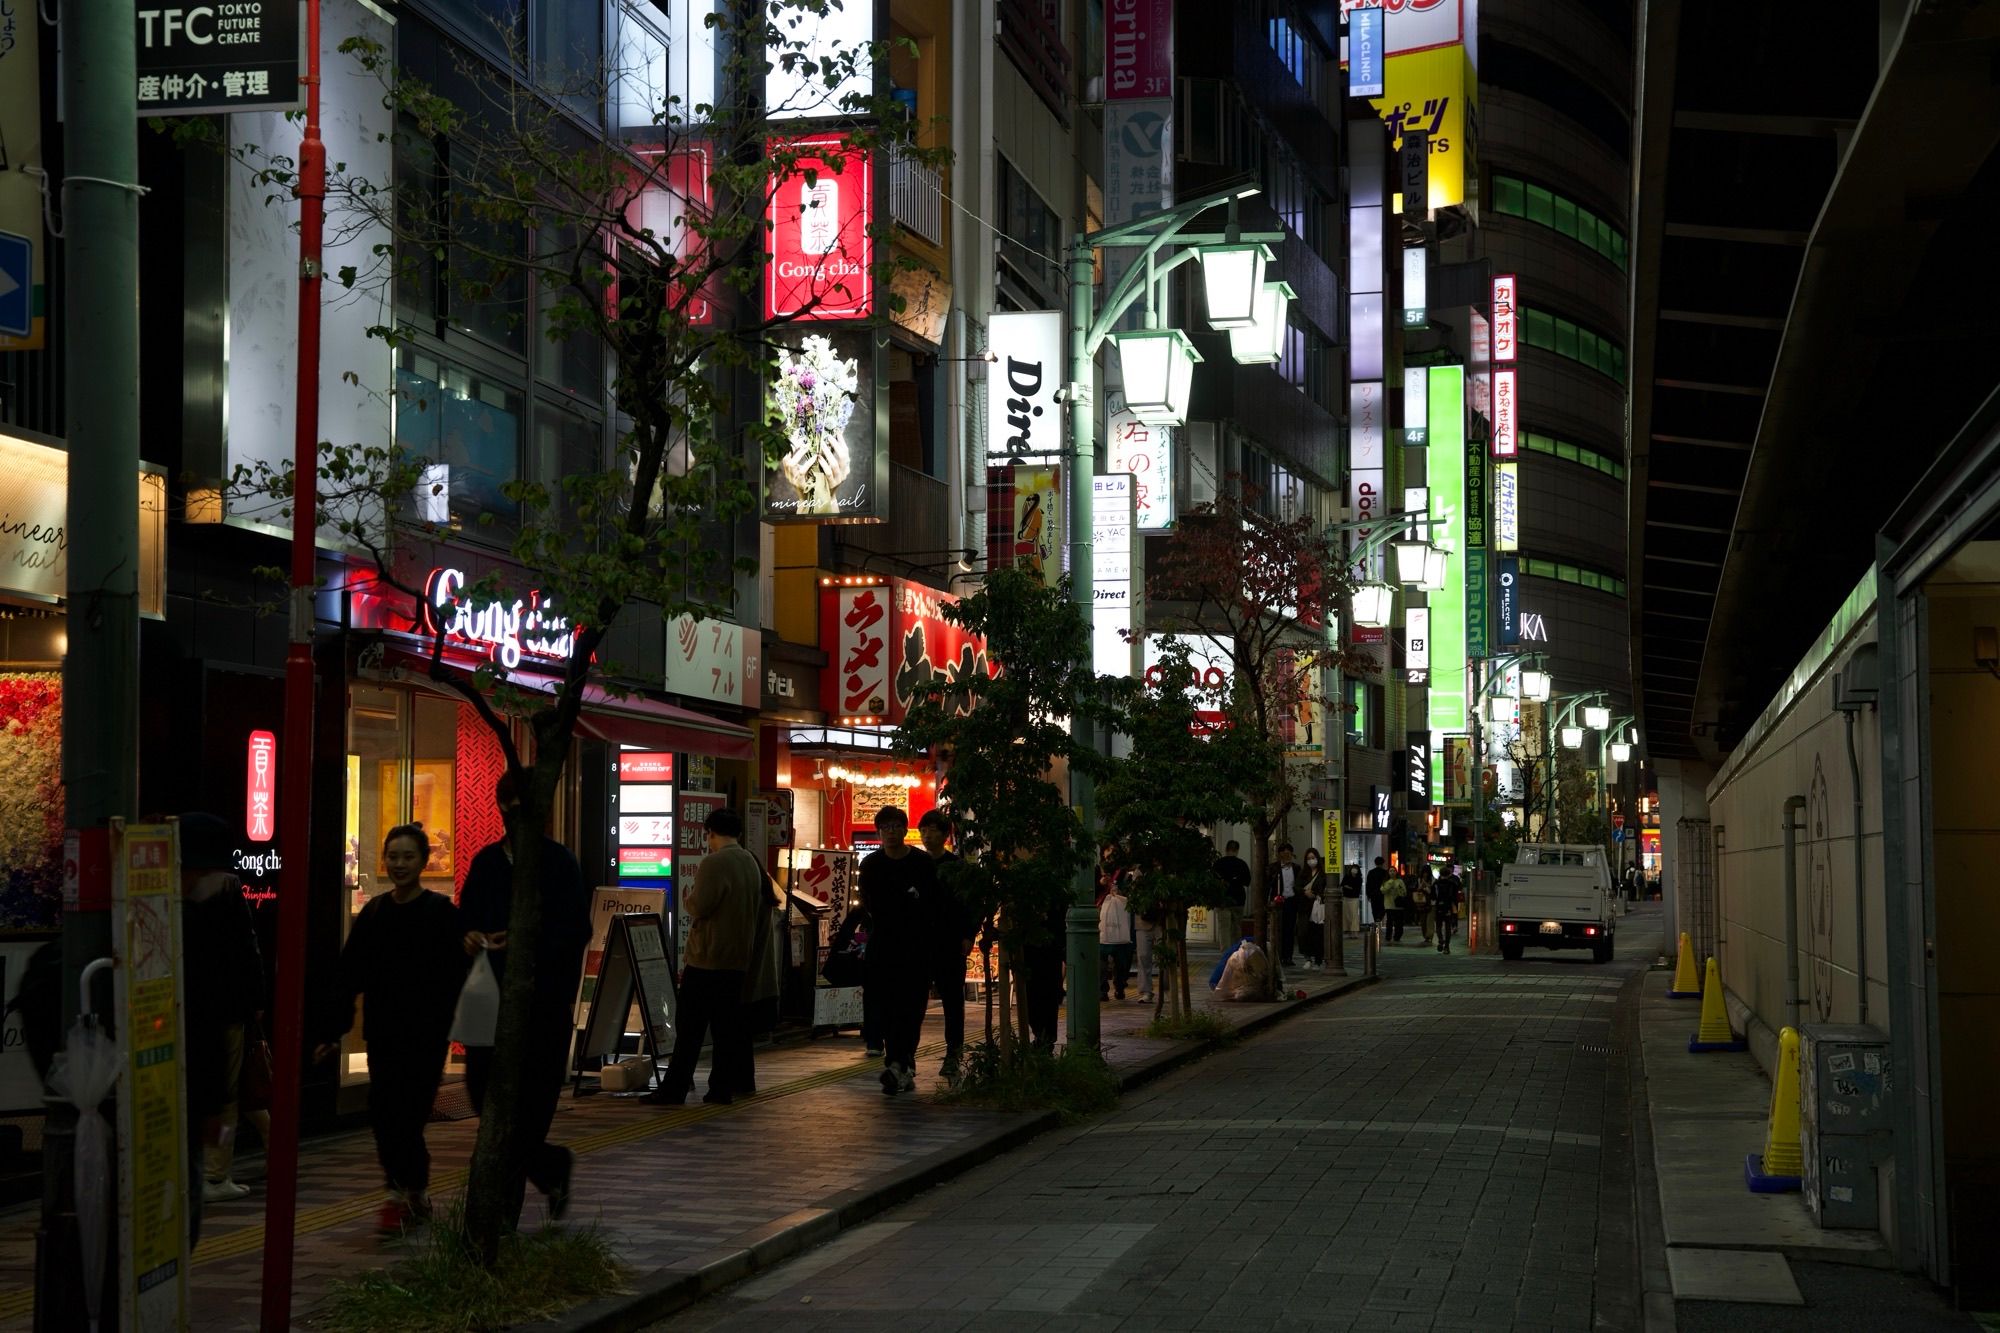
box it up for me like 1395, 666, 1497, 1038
315, 823, 471, 1235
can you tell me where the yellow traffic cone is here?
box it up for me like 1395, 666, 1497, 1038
1687, 957, 1746, 1052
1746, 1025, 1804, 1192
1667, 931, 1700, 997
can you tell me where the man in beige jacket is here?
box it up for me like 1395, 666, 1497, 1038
645, 808, 764, 1106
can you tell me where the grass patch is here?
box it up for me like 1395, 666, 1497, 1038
937, 1040, 1121, 1123
1140, 1010, 1233, 1042
310, 1205, 628, 1333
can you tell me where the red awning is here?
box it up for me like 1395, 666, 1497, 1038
371, 647, 754, 761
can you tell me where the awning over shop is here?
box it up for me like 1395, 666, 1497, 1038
372, 648, 754, 762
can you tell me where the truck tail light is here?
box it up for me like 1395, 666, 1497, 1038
1502, 922, 1516, 933
1585, 926, 1598, 936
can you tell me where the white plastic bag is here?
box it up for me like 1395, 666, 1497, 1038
1309, 898, 1327, 926
451, 950, 501, 1046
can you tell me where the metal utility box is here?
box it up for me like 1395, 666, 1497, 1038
1800, 1023, 1891, 1230
1801, 1024, 1892, 1134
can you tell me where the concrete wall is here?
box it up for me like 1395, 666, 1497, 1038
1705, 621, 1890, 1065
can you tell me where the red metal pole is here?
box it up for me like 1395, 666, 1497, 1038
262, 2, 323, 1326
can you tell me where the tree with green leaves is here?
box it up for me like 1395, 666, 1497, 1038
1095, 637, 1268, 1021
891, 568, 1117, 1055
1146, 484, 1350, 999
220, 1, 944, 1262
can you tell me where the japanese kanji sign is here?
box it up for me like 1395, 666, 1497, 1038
1367, 45, 1473, 212
826, 585, 891, 722
137, 2, 303, 116
1106, 402, 1176, 531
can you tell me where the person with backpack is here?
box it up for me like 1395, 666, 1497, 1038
1098, 874, 1135, 1002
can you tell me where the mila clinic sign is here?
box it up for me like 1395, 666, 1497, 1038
136, 2, 303, 116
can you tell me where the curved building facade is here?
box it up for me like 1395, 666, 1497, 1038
1478, 0, 1636, 708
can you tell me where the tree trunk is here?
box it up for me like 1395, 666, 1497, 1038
982, 944, 996, 1046
461, 780, 551, 1265
1248, 823, 1277, 1000
1014, 956, 1031, 1051
996, 946, 1014, 1059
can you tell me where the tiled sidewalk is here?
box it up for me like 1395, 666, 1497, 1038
0, 944, 1367, 1331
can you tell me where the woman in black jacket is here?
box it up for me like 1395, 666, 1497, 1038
316, 824, 469, 1234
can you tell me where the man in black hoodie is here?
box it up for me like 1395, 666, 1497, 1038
917, 809, 976, 1084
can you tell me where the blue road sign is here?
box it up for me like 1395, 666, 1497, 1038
0, 231, 30, 339
1613, 829, 1626, 845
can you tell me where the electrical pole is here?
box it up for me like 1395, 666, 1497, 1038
1063, 231, 1102, 1047
47, 0, 142, 1324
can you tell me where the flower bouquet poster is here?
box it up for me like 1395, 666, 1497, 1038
763, 330, 889, 524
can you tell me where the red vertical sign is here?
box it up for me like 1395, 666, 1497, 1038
1106, 0, 1174, 99
246, 730, 277, 842
766, 134, 873, 321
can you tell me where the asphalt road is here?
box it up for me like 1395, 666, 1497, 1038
660, 914, 1657, 1333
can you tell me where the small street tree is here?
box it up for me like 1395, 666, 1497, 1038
221, 3, 944, 1261
1147, 483, 1350, 998
891, 568, 1116, 1054
1095, 637, 1266, 1021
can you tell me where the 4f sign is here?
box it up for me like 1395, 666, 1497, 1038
1491, 275, 1517, 364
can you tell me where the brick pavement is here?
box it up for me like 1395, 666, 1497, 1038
664, 918, 1660, 1333
0, 946, 1357, 1331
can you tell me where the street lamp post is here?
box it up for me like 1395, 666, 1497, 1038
1317, 511, 1441, 979
1598, 713, 1635, 891
1064, 185, 1286, 1046
1466, 651, 1545, 948
1546, 691, 1607, 840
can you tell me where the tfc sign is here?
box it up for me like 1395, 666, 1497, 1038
136, 2, 302, 116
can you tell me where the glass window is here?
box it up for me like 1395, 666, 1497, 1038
432, 0, 526, 54
533, 403, 604, 528
397, 349, 525, 539
1553, 195, 1577, 240
1493, 174, 1525, 216
1525, 183, 1554, 228
536, 0, 605, 121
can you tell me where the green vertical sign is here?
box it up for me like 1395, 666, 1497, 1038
1426, 366, 1465, 796
1464, 421, 1489, 660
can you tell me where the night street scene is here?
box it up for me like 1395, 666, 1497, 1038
2, 1, 1997, 1329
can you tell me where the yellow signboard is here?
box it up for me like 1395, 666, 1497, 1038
1323, 812, 1343, 879
115, 822, 188, 1332
1369, 45, 1476, 214
1011, 465, 1062, 588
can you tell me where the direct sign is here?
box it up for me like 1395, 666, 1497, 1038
137, 2, 303, 116
0, 231, 29, 339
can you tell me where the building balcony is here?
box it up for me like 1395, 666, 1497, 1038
831, 463, 950, 571
889, 146, 945, 248
998, 0, 1071, 125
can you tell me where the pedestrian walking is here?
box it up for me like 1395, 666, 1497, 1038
1135, 896, 1164, 1003
1299, 847, 1328, 968
1364, 857, 1388, 933
1212, 840, 1250, 950
1098, 875, 1135, 1001
1024, 898, 1066, 1052
646, 806, 765, 1107
458, 775, 593, 1221
1413, 865, 1436, 945
918, 809, 977, 1083
315, 824, 468, 1234
1340, 863, 1363, 937
1434, 864, 1464, 954
1267, 842, 1301, 967
179, 812, 265, 1234
1383, 865, 1409, 944
858, 807, 938, 1096
731, 860, 785, 1096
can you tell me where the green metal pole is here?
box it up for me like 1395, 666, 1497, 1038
1065, 233, 1101, 1048
48, 0, 142, 1323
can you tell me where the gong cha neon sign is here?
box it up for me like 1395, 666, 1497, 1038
421, 567, 580, 669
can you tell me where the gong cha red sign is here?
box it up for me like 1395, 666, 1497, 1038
766, 134, 873, 322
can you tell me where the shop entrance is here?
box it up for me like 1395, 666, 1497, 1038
1919, 547, 2000, 1301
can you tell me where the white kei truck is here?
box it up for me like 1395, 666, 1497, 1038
1496, 844, 1617, 963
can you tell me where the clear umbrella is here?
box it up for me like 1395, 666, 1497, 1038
50, 959, 120, 1333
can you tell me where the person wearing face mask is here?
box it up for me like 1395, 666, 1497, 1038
178, 813, 264, 1242
315, 824, 468, 1234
